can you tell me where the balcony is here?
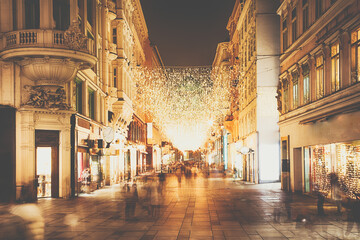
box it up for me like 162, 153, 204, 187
0, 21, 97, 86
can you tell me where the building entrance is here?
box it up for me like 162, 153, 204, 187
35, 130, 59, 198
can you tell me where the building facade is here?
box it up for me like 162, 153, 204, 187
277, 0, 360, 198
224, 0, 281, 183
0, 0, 160, 202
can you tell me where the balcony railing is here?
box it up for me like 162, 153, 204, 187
1, 29, 95, 55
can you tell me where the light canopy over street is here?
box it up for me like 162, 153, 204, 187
135, 66, 234, 151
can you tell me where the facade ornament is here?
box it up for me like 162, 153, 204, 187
276, 80, 283, 113
64, 19, 88, 52
24, 85, 70, 110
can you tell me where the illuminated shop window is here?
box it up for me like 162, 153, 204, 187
307, 141, 360, 199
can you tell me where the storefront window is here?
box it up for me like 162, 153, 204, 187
308, 141, 360, 199
310, 145, 331, 194
336, 141, 360, 199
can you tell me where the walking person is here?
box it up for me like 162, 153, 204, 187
330, 173, 342, 215
125, 184, 138, 221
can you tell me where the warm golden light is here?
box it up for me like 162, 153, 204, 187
135, 66, 235, 151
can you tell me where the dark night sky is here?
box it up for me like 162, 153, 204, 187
140, 0, 235, 66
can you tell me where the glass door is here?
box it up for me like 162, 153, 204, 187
36, 147, 52, 198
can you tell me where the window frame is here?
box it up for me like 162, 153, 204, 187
351, 28, 360, 84
302, 63, 310, 104
291, 7, 297, 43
282, 16, 288, 52
292, 72, 299, 109
113, 67, 117, 88
25, 0, 40, 29
316, 55, 325, 99
88, 87, 95, 120
74, 78, 83, 114
302, 0, 309, 32
331, 42, 340, 92
283, 80, 290, 113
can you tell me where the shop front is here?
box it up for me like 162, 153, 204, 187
72, 115, 106, 195
305, 140, 360, 199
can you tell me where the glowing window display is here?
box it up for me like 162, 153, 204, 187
308, 141, 360, 199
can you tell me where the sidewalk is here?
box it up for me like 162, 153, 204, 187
1, 176, 359, 239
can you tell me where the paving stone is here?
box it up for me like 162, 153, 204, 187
1, 175, 358, 240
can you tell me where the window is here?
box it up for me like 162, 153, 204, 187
53, 0, 70, 30
351, 28, 360, 83
302, 0, 309, 31
316, 55, 324, 99
25, 0, 40, 29
13, 0, 17, 30
282, 17, 288, 51
112, 28, 117, 44
113, 68, 117, 88
75, 78, 83, 114
315, 0, 323, 19
283, 80, 289, 113
292, 72, 299, 109
291, 7, 297, 43
331, 43, 340, 92
302, 63, 310, 104
87, 0, 93, 26
88, 88, 95, 119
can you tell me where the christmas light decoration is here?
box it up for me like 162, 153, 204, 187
134, 66, 236, 152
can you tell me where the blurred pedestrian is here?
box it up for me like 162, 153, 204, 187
330, 173, 342, 214
125, 184, 138, 221
346, 192, 360, 235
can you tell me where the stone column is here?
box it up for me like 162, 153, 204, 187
18, 110, 36, 201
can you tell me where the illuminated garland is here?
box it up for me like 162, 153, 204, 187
134, 66, 237, 151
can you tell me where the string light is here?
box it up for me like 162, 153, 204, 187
134, 66, 238, 152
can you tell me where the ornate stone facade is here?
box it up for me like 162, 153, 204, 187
221, 0, 281, 183
277, 0, 360, 194
0, 0, 161, 201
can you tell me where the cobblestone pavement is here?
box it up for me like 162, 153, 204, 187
28, 175, 360, 239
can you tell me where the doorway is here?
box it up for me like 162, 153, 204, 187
35, 130, 59, 198
281, 136, 290, 191
293, 148, 302, 192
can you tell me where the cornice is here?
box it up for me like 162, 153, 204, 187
280, 0, 356, 63
279, 83, 360, 125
